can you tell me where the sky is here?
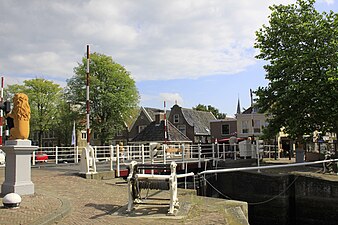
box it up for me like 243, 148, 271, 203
0, 0, 337, 116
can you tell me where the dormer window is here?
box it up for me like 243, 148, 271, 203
174, 114, 179, 123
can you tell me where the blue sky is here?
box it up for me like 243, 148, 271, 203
0, 0, 336, 116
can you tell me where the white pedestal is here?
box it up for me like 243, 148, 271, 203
1, 140, 38, 195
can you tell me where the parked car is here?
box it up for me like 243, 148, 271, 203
0, 150, 5, 165
34, 151, 48, 163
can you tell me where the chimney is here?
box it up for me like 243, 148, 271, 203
155, 112, 165, 124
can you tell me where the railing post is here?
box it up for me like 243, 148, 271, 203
55, 146, 58, 164
110, 145, 114, 171
94, 146, 98, 161
127, 146, 130, 160
139, 145, 141, 159
116, 144, 120, 177
182, 144, 185, 170
212, 143, 215, 167
76, 146, 79, 163
198, 144, 201, 168
185, 161, 188, 189
190, 145, 193, 159
223, 143, 225, 161
141, 144, 145, 164
32, 151, 36, 166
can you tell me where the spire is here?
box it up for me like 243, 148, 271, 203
236, 98, 241, 115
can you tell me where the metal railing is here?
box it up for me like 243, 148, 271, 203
30, 142, 334, 176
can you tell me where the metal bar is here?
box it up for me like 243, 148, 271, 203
199, 158, 338, 176
86, 44, 90, 144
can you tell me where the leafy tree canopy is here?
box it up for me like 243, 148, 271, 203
254, 0, 338, 140
6, 78, 63, 146
193, 104, 226, 119
66, 52, 139, 145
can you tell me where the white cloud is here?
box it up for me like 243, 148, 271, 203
140, 92, 184, 109
0, 0, 296, 84
319, 0, 335, 5
160, 93, 184, 106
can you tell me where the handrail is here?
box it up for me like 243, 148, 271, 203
198, 158, 338, 176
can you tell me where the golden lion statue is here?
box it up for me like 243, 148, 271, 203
7, 93, 31, 140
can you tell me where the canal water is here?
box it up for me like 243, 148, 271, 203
201, 169, 338, 225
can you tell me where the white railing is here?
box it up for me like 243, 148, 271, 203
30, 143, 294, 175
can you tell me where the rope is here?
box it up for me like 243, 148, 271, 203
203, 174, 299, 206
248, 176, 299, 205
204, 178, 232, 200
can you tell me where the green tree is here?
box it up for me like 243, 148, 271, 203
254, 0, 338, 141
193, 104, 226, 119
52, 96, 79, 146
66, 52, 139, 145
6, 78, 63, 146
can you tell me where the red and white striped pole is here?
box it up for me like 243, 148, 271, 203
0, 76, 3, 145
86, 45, 90, 145
164, 101, 167, 144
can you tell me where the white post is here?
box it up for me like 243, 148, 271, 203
164, 144, 167, 164
184, 161, 188, 189
198, 144, 201, 168
55, 146, 58, 164
212, 143, 215, 167
32, 151, 36, 166
141, 144, 145, 164
94, 146, 98, 161
127, 146, 130, 160
234, 144, 237, 160
76, 146, 79, 163
182, 144, 185, 170
116, 144, 120, 177
190, 145, 192, 159
110, 145, 114, 171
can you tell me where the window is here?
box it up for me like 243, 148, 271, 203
242, 121, 248, 134
222, 124, 230, 135
253, 120, 261, 133
81, 131, 87, 140
138, 125, 147, 133
173, 114, 179, 123
177, 125, 186, 135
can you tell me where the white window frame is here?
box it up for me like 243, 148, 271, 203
174, 114, 179, 123
81, 131, 87, 140
242, 121, 249, 134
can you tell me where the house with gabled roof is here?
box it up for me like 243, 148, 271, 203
236, 105, 267, 139
168, 104, 216, 143
130, 112, 191, 144
127, 107, 170, 142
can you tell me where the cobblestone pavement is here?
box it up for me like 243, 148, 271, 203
0, 165, 241, 225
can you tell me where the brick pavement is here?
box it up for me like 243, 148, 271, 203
0, 165, 248, 225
